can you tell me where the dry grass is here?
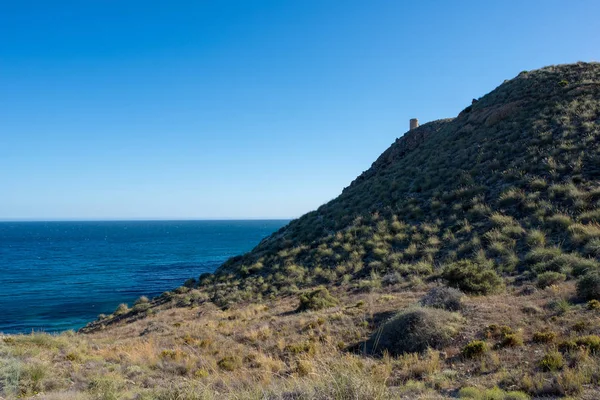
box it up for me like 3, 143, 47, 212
1, 281, 600, 399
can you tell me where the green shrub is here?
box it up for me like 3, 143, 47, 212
558, 335, 600, 354
217, 356, 241, 371
587, 299, 600, 310
532, 331, 556, 344
485, 324, 513, 339
0, 357, 21, 396
297, 287, 339, 312
368, 306, 463, 355
572, 320, 587, 333
134, 296, 149, 306
114, 303, 129, 315
285, 341, 317, 355
420, 286, 464, 311
577, 272, 600, 300
442, 260, 504, 295
575, 335, 600, 353
537, 271, 566, 288
501, 332, 524, 347
459, 386, 530, 399
539, 351, 564, 371
547, 298, 571, 315
462, 340, 487, 359
526, 229, 546, 248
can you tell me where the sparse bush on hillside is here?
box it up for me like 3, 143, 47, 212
501, 332, 524, 347
368, 306, 463, 355
442, 260, 504, 295
526, 229, 546, 248
539, 350, 564, 371
533, 330, 556, 344
458, 386, 530, 400
577, 272, 600, 301
114, 303, 129, 315
297, 287, 339, 312
461, 340, 487, 359
420, 286, 464, 311
217, 356, 241, 371
587, 299, 600, 310
537, 271, 566, 288
134, 296, 149, 306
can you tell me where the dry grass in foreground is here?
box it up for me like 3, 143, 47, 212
2, 280, 600, 399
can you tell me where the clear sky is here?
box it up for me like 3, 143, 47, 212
1, 1, 598, 220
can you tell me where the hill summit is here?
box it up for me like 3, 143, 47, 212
204, 62, 600, 305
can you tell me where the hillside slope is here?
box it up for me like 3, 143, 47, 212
203, 62, 600, 306
6, 62, 600, 400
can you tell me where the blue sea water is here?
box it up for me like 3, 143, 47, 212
0, 220, 287, 334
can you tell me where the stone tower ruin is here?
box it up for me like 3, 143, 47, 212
410, 118, 419, 130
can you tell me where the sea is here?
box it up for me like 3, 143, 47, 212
0, 220, 288, 334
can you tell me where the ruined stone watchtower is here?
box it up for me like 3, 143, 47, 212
409, 118, 419, 130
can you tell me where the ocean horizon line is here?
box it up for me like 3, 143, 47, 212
0, 217, 294, 223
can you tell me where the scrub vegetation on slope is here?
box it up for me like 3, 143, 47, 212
3, 62, 600, 399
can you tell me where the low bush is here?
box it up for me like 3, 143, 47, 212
459, 386, 530, 400
539, 351, 564, 371
501, 332, 524, 347
297, 287, 339, 312
547, 298, 571, 315
367, 306, 463, 355
114, 303, 129, 315
134, 296, 149, 305
537, 271, 566, 288
442, 260, 504, 295
420, 286, 464, 311
217, 356, 241, 371
587, 299, 600, 310
575, 335, 600, 353
559, 335, 600, 354
532, 331, 556, 344
462, 340, 487, 359
485, 324, 513, 339
577, 272, 600, 300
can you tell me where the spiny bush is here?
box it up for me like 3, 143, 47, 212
575, 335, 600, 353
461, 340, 487, 359
134, 296, 149, 305
485, 324, 513, 339
547, 298, 571, 315
297, 287, 339, 312
558, 335, 600, 354
501, 332, 524, 347
532, 331, 556, 344
539, 350, 564, 371
420, 286, 464, 311
458, 386, 530, 400
217, 356, 241, 371
537, 271, 566, 289
367, 306, 463, 355
442, 260, 504, 295
577, 272, 600, 300
114, 303, 129, 315
526, 229, 546, 248
587, 299, 600, 310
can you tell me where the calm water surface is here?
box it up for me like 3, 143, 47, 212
0, 220, 287, 333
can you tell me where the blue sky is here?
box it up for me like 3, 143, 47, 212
1, 1, 598, 220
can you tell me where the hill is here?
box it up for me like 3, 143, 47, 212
3, 62, 600, 399
204, 61, 600, 307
